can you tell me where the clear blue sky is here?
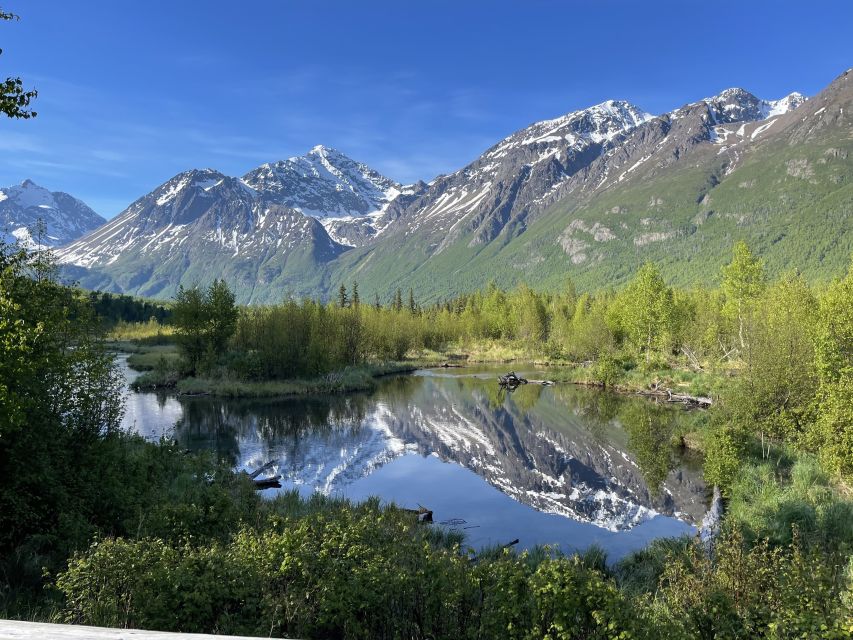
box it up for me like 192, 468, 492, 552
1, 0, 851, 218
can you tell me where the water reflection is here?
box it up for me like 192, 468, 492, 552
117, 360, 706, 554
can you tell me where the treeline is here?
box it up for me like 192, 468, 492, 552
169, 281, 456, 379
84, 290, 171, 325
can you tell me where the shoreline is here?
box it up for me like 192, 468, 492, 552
130, 361, 428, 399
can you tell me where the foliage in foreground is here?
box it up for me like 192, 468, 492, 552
56, 503, 853, 640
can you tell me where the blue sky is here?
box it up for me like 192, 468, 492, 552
0, 0, 851, 218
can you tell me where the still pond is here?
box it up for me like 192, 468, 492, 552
118, 356, 706, 560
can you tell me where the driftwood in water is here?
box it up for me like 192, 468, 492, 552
440, 362, 464, 368
245, 460, 282, 489
666, 389, 712, 407
498, 371, 528, 387
499, 372, 554, 388
254, 475, 282, 490
403, 505, 434, 523
248, 460, 277, 480
634, 382, 712, 407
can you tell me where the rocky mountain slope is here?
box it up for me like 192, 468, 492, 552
242, 145, 403, 246
59, 69, 852, 302
0, 179, 104, 247
331, 71, 849, 299
56, 147, 400, 302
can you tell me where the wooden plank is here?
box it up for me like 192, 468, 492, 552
0, 620, 295, 640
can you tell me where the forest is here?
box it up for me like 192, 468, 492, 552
1, 236, 851, 638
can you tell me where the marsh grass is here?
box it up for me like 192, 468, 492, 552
727, 455, 853, 550
107, 319, 174, 342
166, 362, 418, 397
125, 345, 181, 371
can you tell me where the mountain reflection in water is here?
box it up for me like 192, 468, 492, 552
120, 360, 706, 557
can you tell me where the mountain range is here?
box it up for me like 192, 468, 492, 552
15, 68, 852, 302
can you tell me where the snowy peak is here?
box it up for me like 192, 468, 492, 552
764, 91, 807, 117
55, 147, 401, 273
242, 146, 401, 219
378, 98, 654, 250
2, 179, 64, 209
0, 179, 104, 247
152, 168, 231, 207
699, 87, 807, 124
502, 99, 653, 150
566, 99, 654, 138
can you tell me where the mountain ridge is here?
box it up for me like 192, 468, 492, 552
55, 69, 853, 303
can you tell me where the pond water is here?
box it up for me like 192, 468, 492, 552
118, 356, 707, 560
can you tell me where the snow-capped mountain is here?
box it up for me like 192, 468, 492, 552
242, 145, 402, 245
242, 145, 398, 218
60, 68, 853, 304
371, 89, 811, 256
0, 179, 105, 247
56, 148, 401, 302
694, 88, 807, 124
372, 100, 655, 252
58, 147, 399, 269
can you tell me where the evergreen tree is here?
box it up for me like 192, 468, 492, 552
393, 288, 403, 312
351, 281, 360, 307
338, 284, 349, 308
408, 288, 416, 315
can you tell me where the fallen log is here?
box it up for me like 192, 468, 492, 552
666, 389, 713, 407
633, 386, 712, 407
470, 538, 520, 563
253, 475, 282, 490
248, 460, 277, 480
498, 371, 528, 386
403, 505, 433, 523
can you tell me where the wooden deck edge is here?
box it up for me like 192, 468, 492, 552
0, 620, 294, 639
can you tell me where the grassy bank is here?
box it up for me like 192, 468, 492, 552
131, 360, 420, 397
